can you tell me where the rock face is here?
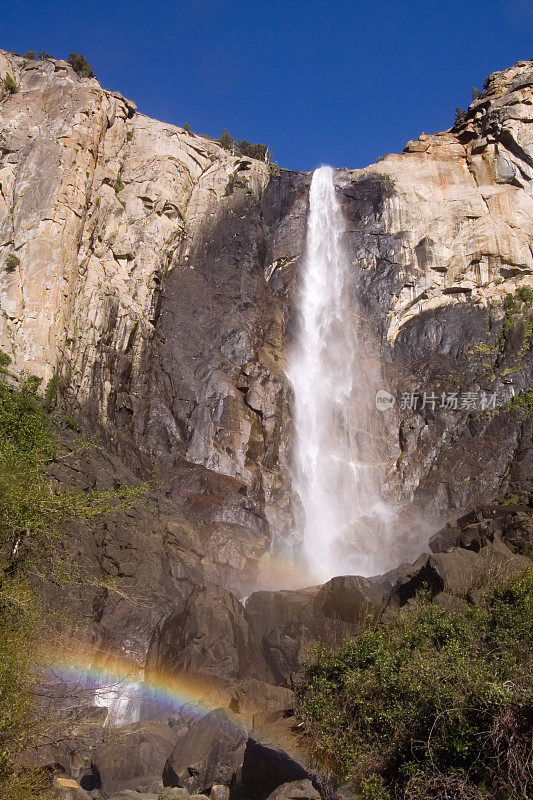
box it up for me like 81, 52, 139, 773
145, 583, 272, 684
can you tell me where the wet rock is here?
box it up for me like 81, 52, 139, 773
163, 708, 248, 793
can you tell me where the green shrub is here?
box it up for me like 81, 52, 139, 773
0, 352, 11, 374
67, 52, 94, 78
113, 174, 125, 194
38, 51, 52, 60
61, 415, 78, 432
126, 131, 133, 142
182, 122, 191, 134
22, 51, 36, 61
218, 129, 237, 152
225, 171, 250, 196
43, 373, 58, 412
3, 75, 18, 95
454, 106, 465, 126
238, 140, 268, 161
4, 255, 20, 273
297, 571, 533, 799
0, 372, 150, 798
472, 86, 481, 101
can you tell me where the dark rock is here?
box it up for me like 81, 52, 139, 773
147, 584, 272, 684
241, 716, 318, 800
314, 575, 388, 625
163, 708, 248, 793
228, 679, 294, 725
87, 718, 179, 794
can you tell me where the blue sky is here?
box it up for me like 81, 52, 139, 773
2, 0, 532, 170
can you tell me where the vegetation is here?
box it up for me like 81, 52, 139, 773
113, 174, 125, 194
0, 372, 149, 799
0, 353, 11, 374
3, 75, 18, 95
67, 52, 94, 78
4, 254, 20, 273
472, 86, 481, 101
454, 106, 466, 126
182, 122, 192, 134
225, 170, 250, 196
238, 139, 268, 161
297, 572, 533, 800
126, 130, 134, 142
218, 129, 273, 163
22, 51, 36, 60
38, 52, 52, 60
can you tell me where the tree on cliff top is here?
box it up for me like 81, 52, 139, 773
67, 52, 94, 78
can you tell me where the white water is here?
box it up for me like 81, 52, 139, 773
93, 681, 142, 727
287, 166, 395, 581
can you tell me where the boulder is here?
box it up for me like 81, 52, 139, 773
241, 716, 318, 800
265, 779, 321, 800
85, 717, 180, 794
147, 584, 272, 684
163, 708, 248, 793
228, 679, 294, 725
210, 785, 230, 800
53, 776, 92, 800
314, 575, 388, 625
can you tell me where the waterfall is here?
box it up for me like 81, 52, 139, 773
287, 165, 395, 582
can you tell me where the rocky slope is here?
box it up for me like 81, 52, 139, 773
0, 48, 532, 800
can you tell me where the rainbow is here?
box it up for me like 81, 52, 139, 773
42, 646, 235, 722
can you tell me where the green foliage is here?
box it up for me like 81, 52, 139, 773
3, 75, 18, 95
225, 171, 250, 196
43, 373, 58, 412
506, 391, 533, 414
268, 160, 280, 175
67, 52, 94, 78
297, 571, 533, 799
472, 86, 481, 101
126, 130, 134, 142
182, 122, 191, 134
454, 106, 466, 126
4, 254, 20, 273
0, 374, 149, 798
218, 130, 273, 162
22, 51, 36, 60
502, 286, 533, 357
238, 139, 268, 160
218, 129, 237, 152
38, 51, 52, 60
113, 174, 125, 194
61, 414, 78, 431
0, 353, 11, 375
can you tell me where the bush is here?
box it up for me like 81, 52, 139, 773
126, 130, 133, 142
218, 129, 237, 152
113, 174, 125, 194
43, 373, 58, 412
0, 353, 11, 374
67, 52, 94, 78
225, 171, 250, 196
3, 75, 18, 95
296, 572, 533, 799
38, 51, 52, 60
4, 255, 20, 273
182, 122, 191, 134
454, 106, 465, 126
22, 51, 36, 60
0, 372, 150, 798
472, 86, 481, 101
238, 140, 268, 161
